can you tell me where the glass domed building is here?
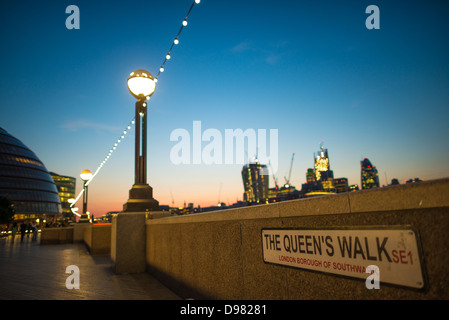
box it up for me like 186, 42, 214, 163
0, 127, 61, 223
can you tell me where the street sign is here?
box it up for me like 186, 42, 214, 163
261, 226, 426, 289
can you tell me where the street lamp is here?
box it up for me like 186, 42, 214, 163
123, 69, 160, 212
79, 169, 92, 223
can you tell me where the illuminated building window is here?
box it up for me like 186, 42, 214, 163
50, 172, 76, 217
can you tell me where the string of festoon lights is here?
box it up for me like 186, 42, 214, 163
69, 0, 202, 216
69, 118, 136, 216
155, 0, 201, 81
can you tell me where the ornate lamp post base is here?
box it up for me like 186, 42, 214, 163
78, 214, 90, 223
123, 184, 159, 212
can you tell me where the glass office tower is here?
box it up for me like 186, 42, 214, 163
361, 157, 380, 189
242, 159, 269, 204
50, 172, 76, 218
314, 144, 334, 192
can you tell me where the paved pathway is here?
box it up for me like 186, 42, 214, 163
0, 234, 181, 300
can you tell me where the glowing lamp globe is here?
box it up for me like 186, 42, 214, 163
127, 69, 156, 99
80, 169, 92, 181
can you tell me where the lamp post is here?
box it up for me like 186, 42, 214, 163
123, 69, 159, 212
79, 169, 92, 223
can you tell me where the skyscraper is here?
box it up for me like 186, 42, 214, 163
314, 144, 332, 181
314, 144, 334, 192
242, 158, 269, 204
361, 158, 380, 189
301, 144, 338, 197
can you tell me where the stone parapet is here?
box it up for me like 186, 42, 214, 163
145, 178, 449, 299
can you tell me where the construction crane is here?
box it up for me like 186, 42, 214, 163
269, 161, 279, 190
284, 153, 295, 187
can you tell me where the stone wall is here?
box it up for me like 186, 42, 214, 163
84, 224, 111, 255
145, 178, 449, 300
40, 227, 73, 244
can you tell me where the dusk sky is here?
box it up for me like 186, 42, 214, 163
1, 0, 448, 216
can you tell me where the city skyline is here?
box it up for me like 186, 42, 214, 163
1, 0, 448, 216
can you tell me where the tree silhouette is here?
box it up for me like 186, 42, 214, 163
0, 196, 15, 224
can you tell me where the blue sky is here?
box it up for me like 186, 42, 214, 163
1, 0, 448, 214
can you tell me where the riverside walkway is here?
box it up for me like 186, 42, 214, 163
0, 234, 181, 300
